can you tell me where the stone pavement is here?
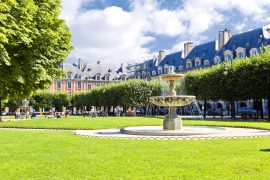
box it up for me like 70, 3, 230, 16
75, 126, 270, 140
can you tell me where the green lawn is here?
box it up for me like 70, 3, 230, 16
1, 130, 270, 179
1, 116, 270, 130
0, 116, 163, 130
1, 116, 270, 179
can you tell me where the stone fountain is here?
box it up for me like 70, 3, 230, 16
120, 72, 228, 136
150, 73, 196, 130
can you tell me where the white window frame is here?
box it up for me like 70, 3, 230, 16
235, 47, 246, 59
57, 80, 61, 89
164, 65, 169, 74
77, 81, 81, 89
195, 58, 201, 67
67, 81, 72, 89
152, 70, 156, 76
179, 66, 183, 70
186, 60, 192, 69
249, 48, 258, 57
224, 50, 233, 61
158, 66, 162, 74
214, 56, 221, 64
204, 60, 210, 65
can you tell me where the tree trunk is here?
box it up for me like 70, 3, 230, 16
0, 97, 2, 122
267, 98, 270, 121
260, 99, 264, 119
203, 98, 207, 119
231, 101, 235, 120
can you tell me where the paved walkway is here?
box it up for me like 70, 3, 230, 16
75, 126, 270, 140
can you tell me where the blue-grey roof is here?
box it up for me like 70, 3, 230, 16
185, 41, 216, 61
218, 28, 264, 59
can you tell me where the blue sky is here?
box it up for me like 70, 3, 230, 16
61, 0, 270, 67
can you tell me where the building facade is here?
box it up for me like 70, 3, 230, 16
49, 59, 127, 93
122, 25, 270, 116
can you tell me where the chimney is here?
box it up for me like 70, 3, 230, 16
218, 28, 232, 50
158, 50, 166, 64
78, 58, 83, 70
121, 63, 126, 73
184, 41, 194, 58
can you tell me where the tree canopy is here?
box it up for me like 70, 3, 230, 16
0, 0, 72, 100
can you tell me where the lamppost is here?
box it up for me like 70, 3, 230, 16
223, 60, 236, 120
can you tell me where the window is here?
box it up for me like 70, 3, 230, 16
57, 81, 61, 89
224, 50, 233, 61
236, 47, 246, 59
77, 81, 81, 89
186, 61, 192, 69
121, 76, 126, 81
67, 72, 72, 79
67, 81, 71, 89
105, 76, 110, 81
225, 54, 232, 61
88, 84, 91, 90
195, 59, 201, 67
152, 71, 156, 76
249, 48, 258, 57
237, 51, 245, 58
169, 66, 174, 73
164, 65, 169, 74
96, 75, 100, 81
158, 67, 162, 74
179, 66, 183, 70
214, 56, 221, 64
204, 60, 209, 65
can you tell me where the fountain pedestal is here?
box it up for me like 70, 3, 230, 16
163, 107, 182, 130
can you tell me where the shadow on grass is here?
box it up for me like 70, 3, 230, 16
260, 149, 270, 152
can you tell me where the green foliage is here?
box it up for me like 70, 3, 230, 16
0, 0, 72, 100
29, 91, 69, 111
184, 47, 270, 101
4, 99, 21, 113
77, 79, 162, 108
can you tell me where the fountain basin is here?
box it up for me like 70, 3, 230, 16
120, 126, 228, 136
150, 95, 196, 107
162, 73, 184, 81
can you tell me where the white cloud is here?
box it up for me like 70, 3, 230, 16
61, 0, 270, 68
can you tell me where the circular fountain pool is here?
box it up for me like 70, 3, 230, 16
120, 126, 228, 136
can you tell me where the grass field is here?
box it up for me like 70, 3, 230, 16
1, 116, 270, 130
1, 116, 270, 179
1, 130, 270, 179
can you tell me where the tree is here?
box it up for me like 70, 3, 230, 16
0, 0, 72, 119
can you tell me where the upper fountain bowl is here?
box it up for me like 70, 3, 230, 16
149, 95, 196, 107
161, 73, 184, 81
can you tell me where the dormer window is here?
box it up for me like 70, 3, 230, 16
152, 71, 156, 76
236, 47, 246, 59
121, 76, 126, 81
224, 50, 233, 61
164, 65, 169, 74
158, 66, 162, 74
195, 58, 201, 67
96, 75, 100, 81
169, 66, 174, 73
186, 60, 192, 69
67, 72, 72, 79
179, 66, 183, 70
204, 60, 210, 65
105, 76, 110, 81
249, 48, 258, 57
214, 56, 221, 64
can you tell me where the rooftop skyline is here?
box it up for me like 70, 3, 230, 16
61, 0, 270, 68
